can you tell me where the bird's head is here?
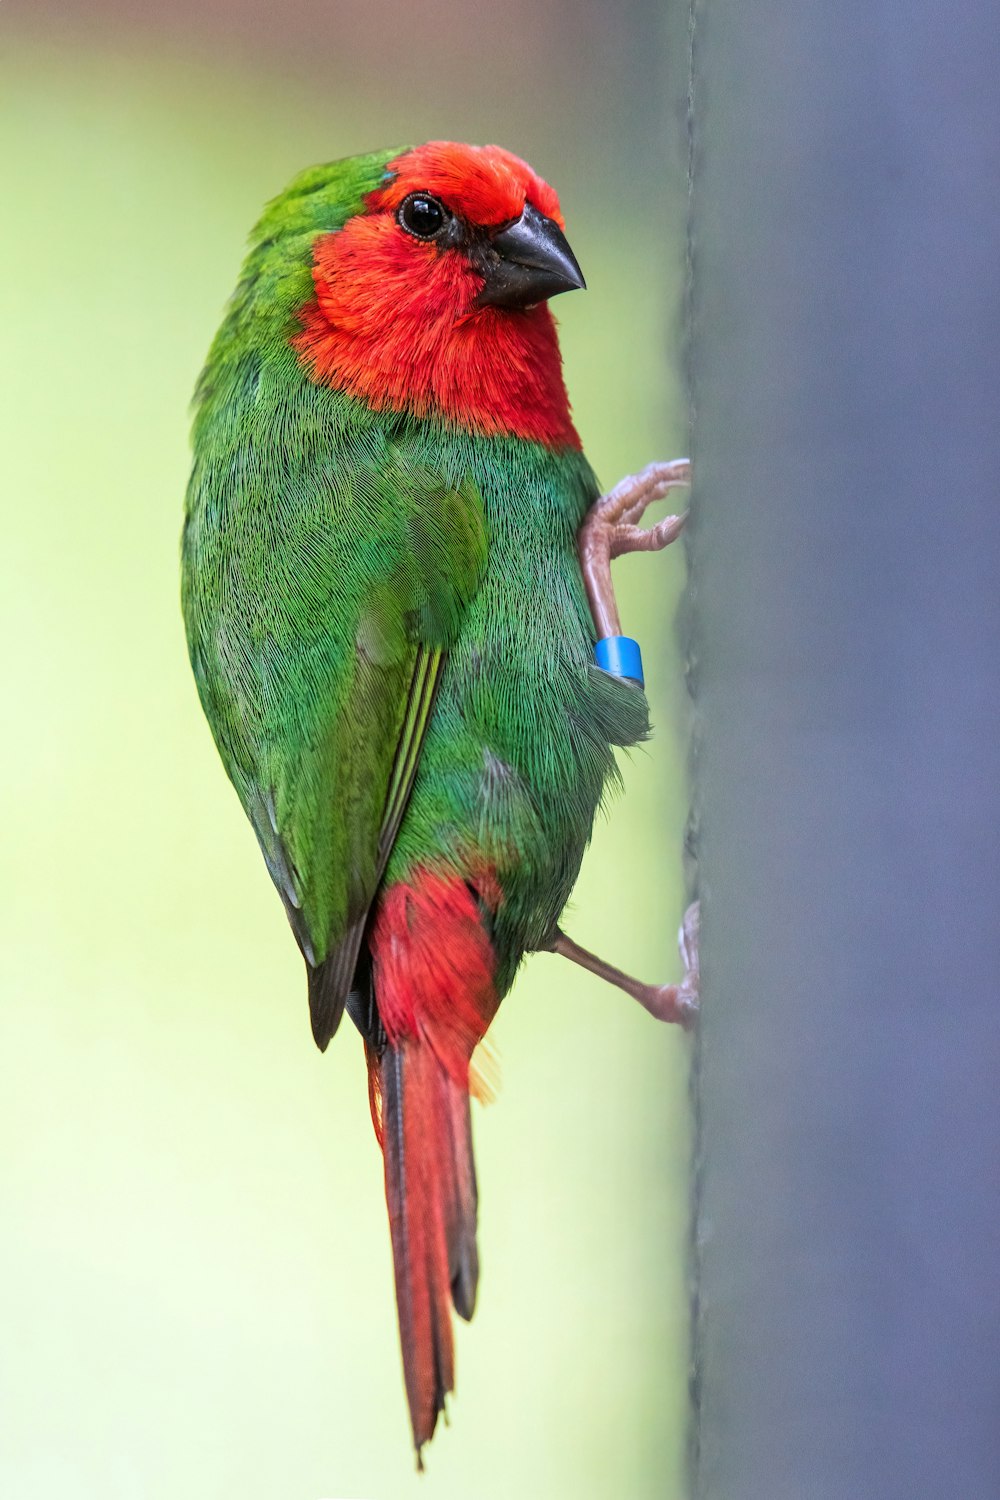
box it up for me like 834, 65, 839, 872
288, 142, 585, 447
339, 140, 584, 313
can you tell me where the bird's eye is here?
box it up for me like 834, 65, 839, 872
398, 193, 448, 240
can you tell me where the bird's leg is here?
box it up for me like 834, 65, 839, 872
578, 459, 690, 639
573, 460, 696, 1022
570, 461, 696, 1023
543, 901, 699, 1028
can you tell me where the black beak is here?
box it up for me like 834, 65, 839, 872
475, 202, 586, 309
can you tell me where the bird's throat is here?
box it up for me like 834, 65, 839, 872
291, 227, 581, 449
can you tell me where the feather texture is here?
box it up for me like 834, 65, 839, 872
366, 871, 495, 1454
181, 141, 649, 1454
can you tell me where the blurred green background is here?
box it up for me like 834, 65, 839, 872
0, 5, 690, 1497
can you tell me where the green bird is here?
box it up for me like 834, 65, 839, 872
182, 140, 695, 1457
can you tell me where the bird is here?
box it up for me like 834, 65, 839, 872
181, 140, 696, 1460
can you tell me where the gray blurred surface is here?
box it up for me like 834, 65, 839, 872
687, 2, 1000, 1496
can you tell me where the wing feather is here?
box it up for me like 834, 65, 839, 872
308, 641, 445, 1049
183, 438, 487, 1049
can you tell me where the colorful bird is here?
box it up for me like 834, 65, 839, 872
182, 140, 696, 1459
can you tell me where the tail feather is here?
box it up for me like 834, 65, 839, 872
376, 1041, 477, 1454
366, 869, 499, 1457
443, 1081, 478, 1322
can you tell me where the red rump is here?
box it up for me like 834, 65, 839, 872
370, 869, 498, 1091
292, 141, 581, 449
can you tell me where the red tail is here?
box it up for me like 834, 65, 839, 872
367, 871, 498, 1457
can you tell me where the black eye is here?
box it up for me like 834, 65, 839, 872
398, 192, 448, 240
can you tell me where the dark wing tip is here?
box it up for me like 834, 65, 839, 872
307, 958, 344, 1051
307, 915, 370, 1051
306, 952, 352, 1051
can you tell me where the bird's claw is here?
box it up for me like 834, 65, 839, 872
579, 459, 691, 640
643, 901, 700, 1028
591, 458, 691, 526
610, 510, 688, 560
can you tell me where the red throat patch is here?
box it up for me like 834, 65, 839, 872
291, 142, 581, 449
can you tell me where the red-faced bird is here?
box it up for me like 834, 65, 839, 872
182, 141, 695, 1458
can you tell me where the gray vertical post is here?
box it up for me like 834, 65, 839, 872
686, 3, 1000, 1497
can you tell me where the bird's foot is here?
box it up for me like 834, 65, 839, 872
578, 459, 690, 639
544, 900, 700, 1029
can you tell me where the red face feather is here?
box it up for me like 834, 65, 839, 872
291, 142, 581, 449
367, 140, 564, 229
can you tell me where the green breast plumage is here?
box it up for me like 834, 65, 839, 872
380, 420, 649, 984
183, 356, 647, 1014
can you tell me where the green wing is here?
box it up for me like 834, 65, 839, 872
183, 443, 488, 1049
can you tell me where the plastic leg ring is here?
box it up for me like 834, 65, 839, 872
594, 635, 644, 688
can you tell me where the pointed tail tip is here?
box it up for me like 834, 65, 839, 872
376, 1039, 478, 1459
410, 1385, 449, 1466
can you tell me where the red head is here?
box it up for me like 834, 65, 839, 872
292, 142, 584, 448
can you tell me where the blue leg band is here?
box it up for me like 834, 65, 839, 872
594, 635, 644, 688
